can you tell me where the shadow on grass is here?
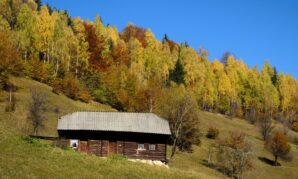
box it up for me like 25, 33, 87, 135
200, 159, 232, 178
258, 157, 280, 166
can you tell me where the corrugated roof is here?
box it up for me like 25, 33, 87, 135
57, 112, 171, 135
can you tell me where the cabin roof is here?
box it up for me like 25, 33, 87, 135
57, 112, 171, 135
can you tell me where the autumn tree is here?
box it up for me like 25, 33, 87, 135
265, 131, 291, 166
0, 29, 23, 89
201, 61, 216, 111
16, 3, 36, 63
217, 71, 232, 113
243, 67, 261, 124
36, 5, 55, 63
260, 62, 280, 117
137, 77, 162, 112
225, 56, 240, 118
128, 37, 145, 80
277, 73, 298, 130
156, 86, 201, 161
143, 29, 163, 80
121, 23, 147, 47
84, 20, 108, 71
111, 39, 129, 66
179, 44, 201, 86
72, 17, 90, 78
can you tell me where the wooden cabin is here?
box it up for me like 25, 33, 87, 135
57, 112, 171, 162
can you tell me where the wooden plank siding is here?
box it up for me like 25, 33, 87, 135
58, 130, 169, 161
62, 139, 166, 161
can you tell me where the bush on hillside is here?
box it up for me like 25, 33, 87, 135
265, 131, 292, 166
52, 74, 91, 103
206, 126, 219, 139
291, 121, 298, 132
215, 131, 253, 178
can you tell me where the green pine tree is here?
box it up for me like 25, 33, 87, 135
169, 58, 185, 85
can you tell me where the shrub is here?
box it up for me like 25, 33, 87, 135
206, 126, 219, 139
215, 131, 253, 178
54, 74, 91, 103
265, 131, 291, 166
107, 154, 127, 162
291, 121, 298, 132
79, 88, 91, 103
22, 136, 42, 147
52, 79, 62, 94
62, 74, 80, 100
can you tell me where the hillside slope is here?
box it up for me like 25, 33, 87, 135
170, 112, 298, 179
0, 77, 115, 137
0, 77, 297, 178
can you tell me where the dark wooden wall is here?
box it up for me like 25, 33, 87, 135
58, 130, 170, 161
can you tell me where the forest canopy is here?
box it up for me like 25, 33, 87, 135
0, 0, 297, 133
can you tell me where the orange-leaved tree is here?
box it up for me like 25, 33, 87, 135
265, 131, 291, 166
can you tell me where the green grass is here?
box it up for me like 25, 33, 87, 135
0, 77, 115, 137
1, 77, 298, 178
0, 117, 196, 179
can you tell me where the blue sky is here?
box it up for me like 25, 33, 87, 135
44, 0, 298, 78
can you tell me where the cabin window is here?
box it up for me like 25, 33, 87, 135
137, 143, 145, 150
70, 139, 79, 149
149, 144, 156, 151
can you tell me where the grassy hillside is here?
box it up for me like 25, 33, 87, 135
0, 117, 198, 178
1, 77, 297, 178
0, 77, 115, 137
170, 112, 298, 179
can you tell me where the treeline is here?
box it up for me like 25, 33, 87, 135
0, 0, 297, 132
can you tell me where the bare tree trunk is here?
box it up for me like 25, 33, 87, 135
51, 43, 54, 64
274, 155, 278, 166
24, 50, 27, 63
67, 52, 71, 72
47, 46, 50, 63
9, 87, 12, 105
55, 59, 59, 77
76, 48, 79, 79
170, 137, 177, 161
76, 55, 78, 79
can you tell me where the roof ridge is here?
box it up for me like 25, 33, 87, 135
57, 112, 171, 135
74, 111, 154, 114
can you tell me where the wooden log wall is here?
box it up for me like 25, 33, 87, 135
74, 140, 166, 161
120, 142, 166, 161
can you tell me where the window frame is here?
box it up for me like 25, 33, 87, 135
70, 139, 79, 149
137, 143, 145, 150
149, 144, 156, 151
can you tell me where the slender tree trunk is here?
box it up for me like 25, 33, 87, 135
47, 46, 50, 63
170, 137, 177, 161
9, 87, 12, 109
274, 155, 278, 166
55, 59, 59, 77
9, 88, 12, 103
24, 50, 27, 63
76, 53, 79, 79
51, 43, 54, 64
67, 52, 71, 72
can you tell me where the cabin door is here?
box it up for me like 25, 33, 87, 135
108, 140, 117, 154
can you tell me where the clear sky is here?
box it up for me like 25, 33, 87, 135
43, 0, 298, 78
